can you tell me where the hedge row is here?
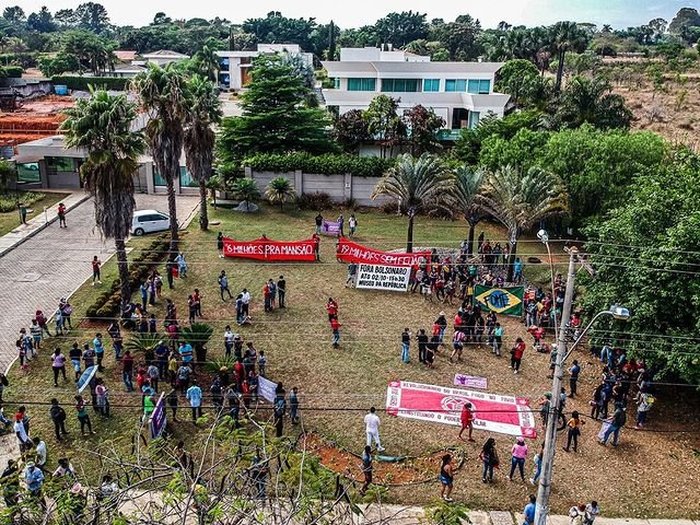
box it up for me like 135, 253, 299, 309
244, 152, 395, 178
85, 235, 171, 320
0, 66, 23, 78
51, 75, 130, 92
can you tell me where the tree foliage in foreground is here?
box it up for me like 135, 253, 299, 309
582, 150, 700, 385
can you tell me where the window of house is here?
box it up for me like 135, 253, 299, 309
468, 79, 491, 94
381, 78, 419, 92
468, 111, 481, 129
46, 157, 75, 172
179, 167, 198, 188
347, 78, 376, 91
16, 162, 40, 183
333, 77, 340, 89
423, 79, 440, 92
445, 79, 467, 92
153, 171, 166, 187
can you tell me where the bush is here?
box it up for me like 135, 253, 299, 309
51, 75, 130, 92
297, 192, 335, 210
0, 66, 23, 78
0, 191, 47, 213
245, 152, 394, 178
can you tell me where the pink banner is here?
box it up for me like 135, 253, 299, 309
386, 381, 537, 439
336, 238, 431, 267
454, 374, 489, 390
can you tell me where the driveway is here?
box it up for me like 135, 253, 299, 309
0, 194, 199, 372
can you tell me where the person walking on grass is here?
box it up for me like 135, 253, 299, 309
217, 232, 225, 258
359, 445, 373, 495
459, 402, 475, 442
186, 380, 203, 423
530, 443, 544, 485
364, 407, 385, 452
75, 395, 94, 436
277, 275, 286, 308
510, 337, 526, 373
91, 256, 102, 285
569, 360, 581, 398
289, 387, 299, 424
218, 271, 233, 301
401, 328, 411, 364
600, 403, 626, 447
49, 399, 68, 441
492, 323, 504, 356
523, 495, 537, 525
479, 437, 498, 483
349, 214, 358, 237
508, 437, 528, 482
439, 454, 455, 502
563, 410, 585, 452
330, 317, 341, 349
51, 347, 67, 387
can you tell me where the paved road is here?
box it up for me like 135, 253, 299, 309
0, 195, 199, 372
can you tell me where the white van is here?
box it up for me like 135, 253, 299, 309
131, 210, 171, 236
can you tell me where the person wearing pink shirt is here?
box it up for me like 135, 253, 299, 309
508, 436, 529, 482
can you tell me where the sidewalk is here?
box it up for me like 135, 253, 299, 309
0, 191, 89, 257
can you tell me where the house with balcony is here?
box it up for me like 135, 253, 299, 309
216, 44, 314, 91
322, 47, 510, 138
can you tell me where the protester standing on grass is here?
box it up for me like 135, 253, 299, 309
217, 232, 225, 258
274, 384, 287, 437
530, 443, 544, 485
492, 323, 503, 356
14, 414, 32, 453
57, 202, 67, 228
635, 391, 654, 429
439, 454, 454, 502
523, 495, 537, 525
599, 403, 626, 447
563, 410, 585, 452
289, 387, 299, 424
349, 214, 358, 236
508, 437, 528, 482
51, 347, 67, 386
91, 256, 102, 285
569, 360, 581, 398
49, 399, 68, 441
186, 380, 203, 423
510, 337, 525, 373
75, 395, 94, 436
459, 402, 475, 442
218, 270, 233, 301
314, 213, 323, 234
417, 329, 428, 364
359, 445, 373, 495
346, 263, 357, 286
479, 438, 498, 483
401, 328, 411, 364
277, 275, 286, 308
364, 407, 385, 452
330, 317, 341, 349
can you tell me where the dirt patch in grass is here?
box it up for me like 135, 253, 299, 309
4, 205, 698, 518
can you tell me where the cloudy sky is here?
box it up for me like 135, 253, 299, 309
7, 0, 695, 28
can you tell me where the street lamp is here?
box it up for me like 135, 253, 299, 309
537, 229, 558, 341
534, 243, 630, 525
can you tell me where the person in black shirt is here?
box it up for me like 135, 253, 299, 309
277, 276, 286, 308
217, 232, 224, 258
314, 214, 323, 234
68, 343, 82, 382
416, 329, 428, 364
401, 329, 411, 364
426, 335, 439, 368
49, 398, 68, 441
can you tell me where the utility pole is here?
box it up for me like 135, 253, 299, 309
534, 247, 578, 525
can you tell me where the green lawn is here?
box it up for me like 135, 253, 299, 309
5, 204, 697, 518
0, 192, 69, 237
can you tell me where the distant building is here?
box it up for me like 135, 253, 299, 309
216, 44, 313, 91
322, 47, 510, 138
134, 49, 191, 67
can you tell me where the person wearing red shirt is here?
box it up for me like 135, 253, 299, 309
57, 203, 67, 228
330, 318, 341, 348
459, 402, 475, 441
263, 282, 271, 312
511, 337, 526, 374
326, 298, 338, 321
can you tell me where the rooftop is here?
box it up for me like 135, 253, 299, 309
141, 49, 190, 59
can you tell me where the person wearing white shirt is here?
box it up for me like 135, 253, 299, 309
35, 439, 47, 470
241, 289, 251, 317
13, 418, 31, 452
364, 407, 385, 452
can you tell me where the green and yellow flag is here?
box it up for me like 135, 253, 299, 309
474, 285, 525, 316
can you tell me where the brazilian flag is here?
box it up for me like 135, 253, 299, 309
474, 285, 525, 316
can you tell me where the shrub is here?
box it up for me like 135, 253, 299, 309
1, 66, 23, 78
297, 192, 335, 211
245, 152, 394, 178
51, 75, 130, 92
0, 191, 47, 213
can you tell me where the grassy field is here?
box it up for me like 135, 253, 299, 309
6, 204, 699, 518
0, 192, 68, 237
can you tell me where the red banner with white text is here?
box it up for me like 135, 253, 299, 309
336, 237, 431, 267
223, 236, 317, 262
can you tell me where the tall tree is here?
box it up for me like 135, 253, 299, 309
403, 105, 444, 155
333, 110, 371, 154
374, 11, 429, 48
61, 90, 145, 314
477, 165, 569, 280
668, 8, 700, 36
242, 11, 317, 51
452, 166, 485, 256
554, 76, 632, 130
430, 15, 482, 60
2, 6, 25, 24
132, 65, 188, 255
218, 55, 333, 161
549, 21, 588, 92
364, 95, 406, 159
372, 154, 454, 252
183, 75, 222, 231
27, 7, 57, 33
76, 2, 111, 34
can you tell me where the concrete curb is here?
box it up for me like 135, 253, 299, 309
0, 192, 90, 258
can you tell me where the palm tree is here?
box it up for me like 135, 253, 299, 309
194, 45, 219, 81
61, 89, 145, 314
183, 75, 222, 231
372, 153, 454, 253
452, 166, 485, 256
231, 178, 261, 211
477, 165, 569, 281
550, 21, 587, 92
131, 64, 187, 255
265, 177, 296, 211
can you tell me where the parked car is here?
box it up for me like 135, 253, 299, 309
131, 210, 171, 236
